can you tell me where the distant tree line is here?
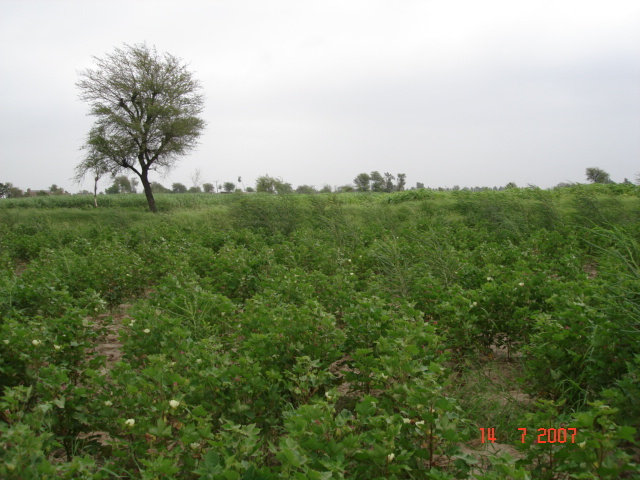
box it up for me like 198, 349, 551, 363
0, 183, 69, 198
2, 167, 637, 200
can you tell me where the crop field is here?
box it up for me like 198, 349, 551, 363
1, 184, 639, 479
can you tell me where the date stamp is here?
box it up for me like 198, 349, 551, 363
480, 427, 578, 444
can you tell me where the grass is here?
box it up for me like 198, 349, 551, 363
450, 356, 530, 445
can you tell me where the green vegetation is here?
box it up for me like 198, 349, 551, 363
1, 184, 639, 478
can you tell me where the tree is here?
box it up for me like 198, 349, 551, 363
0, 183, 11, 198
354, 173, 371, 192
172, 183, 188, 193
586, 167, 613, 184
191, 168, 202, 189
76, 43, 206, 213
105, 175, 134, 194
116, 176, 135, 193
223, 182, 236, 193
49, 184, 66, 195
256, 175, 277, 194
295, 185, 317, 194
7, 185, 23, 198
73, 148, 110, 207
202, 183, 214, 193
396, 173, 406, 192
151, 182, 171, 193
320, 185, 333, 193
370, 171, 385, 192
105, 184, 119, 195
383, 173, 395, 192
255, 175, 291, 194
275, 181, 293, 194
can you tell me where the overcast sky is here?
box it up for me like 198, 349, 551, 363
1, 0, 639, 192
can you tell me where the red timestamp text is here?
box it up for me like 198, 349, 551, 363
480, 427, 578, 444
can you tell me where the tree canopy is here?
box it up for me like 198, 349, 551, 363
76, 43, 206, 212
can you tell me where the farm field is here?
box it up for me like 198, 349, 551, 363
1, 184, 639, 479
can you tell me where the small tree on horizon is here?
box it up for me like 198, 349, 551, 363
172, 183, 188, 194
586, 167, 613, 184
354, 173, 370, 192
151, 181, 171, 193
396, 173, 406, 191
370, 171, 385, 192
255, 175, 291, 194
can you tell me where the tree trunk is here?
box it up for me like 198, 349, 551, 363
93, 175, 99, 208
140, 171, 158, 213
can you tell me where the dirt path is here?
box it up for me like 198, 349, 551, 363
91, 305, 129, 374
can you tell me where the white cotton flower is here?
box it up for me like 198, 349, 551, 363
387, 453, 395, 462
124, 418, 135, 427
196, 359, 202, 364
487, 277, 493, 282
519, 282, 525, 287
104, 400, 113, 407
169, 400, 180, 409
143, 328, 150, 334
54, 345, 61, 350
32, 340, 41, 346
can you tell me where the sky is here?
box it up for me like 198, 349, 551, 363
1, 0, 639, 193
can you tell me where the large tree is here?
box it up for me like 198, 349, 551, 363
76, 43, 206, 212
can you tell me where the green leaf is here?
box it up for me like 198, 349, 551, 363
276, 448, 304, 468
616, 425, 636, 442
355, 396, 377, 417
